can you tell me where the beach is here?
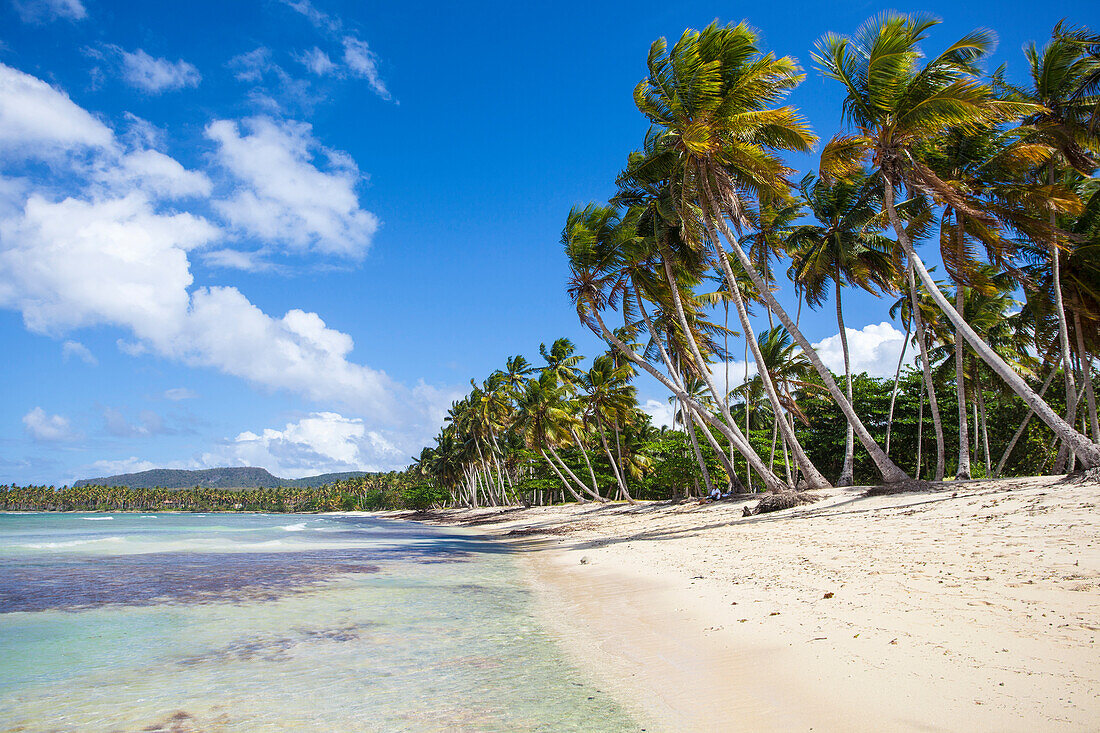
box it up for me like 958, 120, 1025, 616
409, 475, 1100, 732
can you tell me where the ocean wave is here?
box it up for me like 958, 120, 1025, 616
82, 516, 114, 520
279, 522, 308, 532
21, 536, 125, 549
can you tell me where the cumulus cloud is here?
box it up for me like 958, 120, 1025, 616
12, 0, 85, 23
23, 407, 79, 442
641, 399, 675, 429
207, 116, 379, 257
81, 456, 161, 477
203, 411, 406, 477
62, 340, 97, 365
117, 49, 202, 94
0, 62, 442, 465
0, 63, 112, 156
811, 321, 913, 379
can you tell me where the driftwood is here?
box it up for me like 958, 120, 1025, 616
743, 491, 821, 516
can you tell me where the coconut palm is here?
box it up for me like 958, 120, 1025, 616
630, 21, 906, 483
580, 354, 639, 502
788, 171, 897, 484
815, 12, 1100, 469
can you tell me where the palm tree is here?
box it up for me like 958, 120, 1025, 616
512, 371, 600, 503
630, 21, 906, 483
815, 12, 1100, 469
580, 355, 638, 502
563, 203, 791, 493
788, 171, 897, 485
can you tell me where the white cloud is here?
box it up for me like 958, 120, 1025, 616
0, 63, 112, 156
228, 47, 273, 83
100, 149, 213, 198
206, 116, 378, 257
62, 339, 97, 365
281, 0, 340, 33
82, 456, 161, 477
0, 63, 446, 463
12, 0, 85, 23
23, 407, 78, 441
641, 399, 675, 429
203, 411, 405, 478
164, 387, 198, 401
0, 193, 216, 336
810, 321, 913, 379
201, 248, 279, 272
342, 37, 389, 100
117, 49, 201, 94
295, 47, 337, 76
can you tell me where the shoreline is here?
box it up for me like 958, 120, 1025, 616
403, 475, 1100, 732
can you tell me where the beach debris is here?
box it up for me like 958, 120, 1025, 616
823, 591, 835, 599
579, 556, 590, 565
743, 491, 821, 516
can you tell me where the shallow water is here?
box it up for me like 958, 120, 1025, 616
0, 513, 639, 732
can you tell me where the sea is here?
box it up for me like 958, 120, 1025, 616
0, 513, 640, 732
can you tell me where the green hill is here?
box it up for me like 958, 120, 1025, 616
73, 467, 370, 489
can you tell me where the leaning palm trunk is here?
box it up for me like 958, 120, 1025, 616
702, 186, 909, 483
682, 406, 715, 497
1051, 164, 1079, 435
885, 316, 912, 454
538, 448, 586, 503
682, 235, 831, 491
595, 307, 787, 492
835, 271, 856, 486
549, 442, 606, 502
595, 415, 635, 503
909, 266, 946, 481
632, 291, 788, 490
690, 403, 740, 489
884, 180, 1100, 469
954, 223, 972, 480
1074, 310, 1099, 441
994, 363, 1058, 477
570, 427, 604, 501
978, 377, 991, 477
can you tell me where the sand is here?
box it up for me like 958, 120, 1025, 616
411, 475, 1100, 732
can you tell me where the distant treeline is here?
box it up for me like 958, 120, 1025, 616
0, 473, 445, 513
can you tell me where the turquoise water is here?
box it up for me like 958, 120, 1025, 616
0, 513, 639, 732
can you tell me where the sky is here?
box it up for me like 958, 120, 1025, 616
0, 0, 1095, 485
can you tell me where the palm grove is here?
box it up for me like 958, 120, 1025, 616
409, 14, 1100, 508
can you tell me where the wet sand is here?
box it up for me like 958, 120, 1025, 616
403, 475, 1100, 732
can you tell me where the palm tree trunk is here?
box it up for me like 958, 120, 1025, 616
995, 363, 1058, 477
954, 222, 972, 480
619, 294, 787, 491
978, 375, 991, 477
683, 407, 715, 497
704, 190, 908, 483
725, 301, 737, 482
916, 389, 925, 480
909, 264, 946, 481
596, 415, 634, 503
677, 242, 829, 492
1051, 163, 1079, 436
768, 413, 778, 472
884, 178, 1100, 469
745, 339, 752, 492
689, 402, 739, 487
539, 448, 586, 503
885, 315, 912, 454
835, 271, 856, 486
1074, 310, 1099, 441
551, 440, 606, 502
570, 427, 604, 501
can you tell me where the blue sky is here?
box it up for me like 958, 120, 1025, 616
0, 0, 1095, 484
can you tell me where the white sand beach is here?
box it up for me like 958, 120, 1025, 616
411, 475, 1100, 732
